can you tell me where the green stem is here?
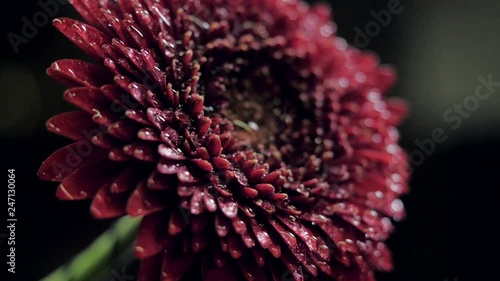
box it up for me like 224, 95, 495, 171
41, 216, 141, 281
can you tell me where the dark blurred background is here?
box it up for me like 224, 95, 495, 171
1, 0, 499, 280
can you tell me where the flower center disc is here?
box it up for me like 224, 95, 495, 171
206, 64, 299, 154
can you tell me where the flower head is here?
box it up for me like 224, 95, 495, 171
39, 0, 408, 280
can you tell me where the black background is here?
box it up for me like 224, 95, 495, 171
1, 0, 499, 280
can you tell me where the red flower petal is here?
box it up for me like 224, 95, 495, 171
135, 212, 170, 259
56, 159, 120, 200
38, 141, 107, 181
217, 196, 238, 219
127, 182, 166, 217
53, 17, 110, 60
160, 244, 196, 281
47, 59, 113, 87
158, 145, 186, 160
46, 111, 99, 141
90, 181, 129, 218
64, 87, 117, 125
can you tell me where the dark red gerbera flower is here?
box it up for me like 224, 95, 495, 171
39, 0, 409, 280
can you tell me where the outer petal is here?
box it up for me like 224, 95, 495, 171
135, 212, 170, 259
38, 140, 107, 181
47, 59, 113, 87
56, 159, 121, 200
